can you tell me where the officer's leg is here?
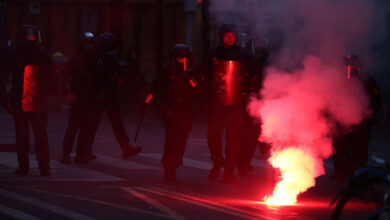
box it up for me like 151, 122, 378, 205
161, 115, 178, 181
85, 110, 103, 158
207, 105, 226, 166
61, 105, 81, 162
224, 107, 245, 181
13, 110, 29, 174
352, 120, 371, 169
163, 109, 194, 169
237, 115, 260, 174
332, 134, 353, 181
106, 97, 130, 152
74, 109, 101, 163
30, 112, 50, 176
207, 105, 226, 179
177, 111, 194, 165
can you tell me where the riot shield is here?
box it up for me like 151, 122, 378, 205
212, 59, 247, 106
22, 64, 51, 112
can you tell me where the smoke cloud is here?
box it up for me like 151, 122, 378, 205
249, 54, 371, 165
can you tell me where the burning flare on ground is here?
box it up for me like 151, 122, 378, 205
264, 147, 321, 205
249, 56, 371, 206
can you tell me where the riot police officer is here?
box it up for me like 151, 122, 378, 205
61, 32, 104, 163
98, 32, 141, 159
207, 22, 252, 182
145, 44, 200, 181
237, 44, 269, 175
0, 25, 52, 176
331, 54, 382, 182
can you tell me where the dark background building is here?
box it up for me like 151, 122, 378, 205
1, 0, 203, 76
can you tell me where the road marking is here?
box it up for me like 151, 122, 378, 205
93, 153, 158, 170
121, 187, 186, 220
136, 187, 264, 220
0, 204, 42, 220
140, 153, 212, 170
151, 188, 316, 220
152, 187, 274, 219
0, 152, 122, 182
15, 187, 171, 219
0, 188, 96, 220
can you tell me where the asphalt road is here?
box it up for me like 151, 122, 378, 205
0, 105, 385, 220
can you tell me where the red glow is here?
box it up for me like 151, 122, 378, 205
22, 65, 38, 111
177, 57, 187, 71
22, 65, 49, 112
223, 33, 236, 47
145, 94, 153, 104
223, 61, 235, 104
264, 148, 319, 206
347, 65, 351, 79
27, 35, 37, 41
189, 79, 197, 88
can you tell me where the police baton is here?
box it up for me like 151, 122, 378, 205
134, 94, 153, 142
134, 105, 147, 142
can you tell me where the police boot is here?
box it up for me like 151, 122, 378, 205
209, 163, 223, 180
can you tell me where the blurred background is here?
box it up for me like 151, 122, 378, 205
1, 0, 390, 129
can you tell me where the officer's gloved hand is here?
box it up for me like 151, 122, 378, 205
145, 94, 153, 105
139, 93, 153, 116
189, 78, 198, 88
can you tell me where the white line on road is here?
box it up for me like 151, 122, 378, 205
152, 187, 315, 220
0, 189, 96, 220
140, 153, 212, 170
93, 153, 158, 170
136, 187, 263, 220
18, 187, 171, 219
121, 187, 187, 220
0, 152, 122, 182
0, 204, 42, 220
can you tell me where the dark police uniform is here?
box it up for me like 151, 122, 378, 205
61, 36, 104, 163
207, 38, 252, 181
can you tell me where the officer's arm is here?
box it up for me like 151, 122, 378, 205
145, 67, 169, 104
108, 51, 125, 84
